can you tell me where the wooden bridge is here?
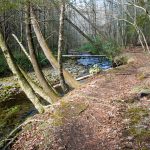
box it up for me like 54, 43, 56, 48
62, 55, 106, 57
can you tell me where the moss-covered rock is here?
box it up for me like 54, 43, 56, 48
51, 100, 88, 126
113, 54, 135, 67
89, 64, 102, 75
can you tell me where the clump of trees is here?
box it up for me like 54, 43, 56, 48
0, 0, 80, 113
1, 0, 150, 113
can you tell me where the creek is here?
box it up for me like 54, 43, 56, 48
77, 55, 112, 70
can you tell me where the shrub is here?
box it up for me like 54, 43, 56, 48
36, 52, 50, 67
13, 52, 33, 71
78, 36, 103, 54
0, 53, 10, 76
79, 43, 95, 54
0, 51, 50, 76
78, 37, 121, 59
102, 39, 121, 60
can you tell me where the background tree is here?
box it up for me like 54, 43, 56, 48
57, 0, 69, 93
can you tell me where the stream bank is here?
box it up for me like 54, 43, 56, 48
0, 56, 112, 148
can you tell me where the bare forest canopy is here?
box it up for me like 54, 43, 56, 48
1, 0, 150, 52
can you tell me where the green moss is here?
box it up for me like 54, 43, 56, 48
51, 100, 88, 126
89, 64, 102, 75
126, 106, 150, 148
0, 83, 19, 103
131, 86, 150, 94
0, 92, 34, 149
127, 107, 149, 125
0, 105, 21, 128
129, 127, 150, 139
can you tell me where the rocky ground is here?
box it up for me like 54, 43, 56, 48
2, 48, 150, 150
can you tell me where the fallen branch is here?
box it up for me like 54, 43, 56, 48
2, 135, 18, 150
53, 74, 92, 88
2, 119, 47, 150
62, 55, 106, 57
53, 68, 113, 88
76, 74, 92, 81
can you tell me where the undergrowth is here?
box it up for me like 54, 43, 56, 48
0, 51, 50, 77
78, 37, 121, 60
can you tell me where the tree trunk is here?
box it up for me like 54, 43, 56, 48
19, 67, 57, 104
25, 3, 59, 101
57, 1, 69, 93
0, 29, 44, 113
30, 6, 80, 88
12, 34, 59, 103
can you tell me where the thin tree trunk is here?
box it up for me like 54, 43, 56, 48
30, 6, 80, 88
58, 0, 69, 93
25, 3, 59, 101
19, 67, 56, 104
12, 34, 59, 103
0, 29, 44, 113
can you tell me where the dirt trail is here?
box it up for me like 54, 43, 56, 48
11, 50, 150, 150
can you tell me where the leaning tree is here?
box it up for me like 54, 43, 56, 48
0, 0, 81, 113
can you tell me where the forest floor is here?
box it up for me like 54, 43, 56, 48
7, 48, 150, 149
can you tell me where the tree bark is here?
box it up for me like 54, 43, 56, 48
30, 6, 80, 88
57, 0, 69, 93
0, 29, 44, 113
25, 3, 59, 101
12, 34, 59, 103
19, 67, 57, 104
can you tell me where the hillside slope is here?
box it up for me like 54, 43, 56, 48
11, 49, 150, 150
